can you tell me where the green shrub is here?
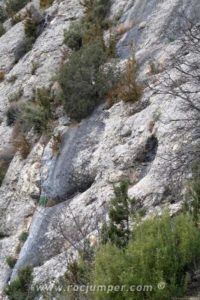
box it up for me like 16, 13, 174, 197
39, 195, 48, 206
20, 88, 52, 133
11, 13, 23, 25
92, 0, 111, 24
81, 0, 111, 27
55, 241, 94, 299
6, 103, 20, 126
107, 58, 142, 107
0, 22, 5, 37
82, 21, 104, 46
6, 0, 30, 16
24, 16, 37, 39
23, 15, 38, 51
18, 232, 28, 242
0, 6, 7, 23
64, 20, 104, 50
8, 89, 23, 102
4, 265, 36, 300
58, 41, 118, 121
101, 181, 131, 248
94, 212, 200, 300
6, 256, 17, 268
7, 88, 53, 133
64, 22, 83, 51
13, 40, 30, 63
62, 0, 116, 121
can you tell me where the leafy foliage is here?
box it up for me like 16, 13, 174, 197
6, 103, 21, 126
20, 88, 53, 133
94, 212, 200, 300
5, 0, 30, 16
58, 41, 118, 121
6, 256, 17, 269
23, 11, 40, 51
4, 265, 36, 300
64, 22, 83, 51
24, 16, 37, 47
80, 0, 111, 27
61, 0, 119, 122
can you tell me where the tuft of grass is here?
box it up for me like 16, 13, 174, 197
106, 58, 142, 107
6, 103, 21, 126
39, 195, 48, 206
18, 231, 28, 242
20, 88, 53, 134
6, 256, 17, 268
4, 265, 36, 300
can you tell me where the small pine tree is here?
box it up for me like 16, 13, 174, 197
101, 180, 131, 248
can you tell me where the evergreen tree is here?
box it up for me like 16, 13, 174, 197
101, 180, 131, 248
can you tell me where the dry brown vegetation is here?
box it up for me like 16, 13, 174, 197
107, 58, 143, 107
0, 70, 5, 82
12, 123, 31, 159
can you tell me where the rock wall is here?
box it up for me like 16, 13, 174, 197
0, 0, 200, 297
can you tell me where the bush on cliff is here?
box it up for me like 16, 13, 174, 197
20, 87, 53, 133
64, 21, 83, 51
4, 265, 36, 300
81, 0, 111, 27
106, 58, 143, 107
6, 0, 30, 16
58, 41, 119, 121
6, 103, 21, 126
6, 87, 53, 134
94, 212, 200, 300
101, 180, 131, 248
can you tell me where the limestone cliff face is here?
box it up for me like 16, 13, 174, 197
0, 0, 200, 297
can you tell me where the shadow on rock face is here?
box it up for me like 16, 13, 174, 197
41, 105, 107, 203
